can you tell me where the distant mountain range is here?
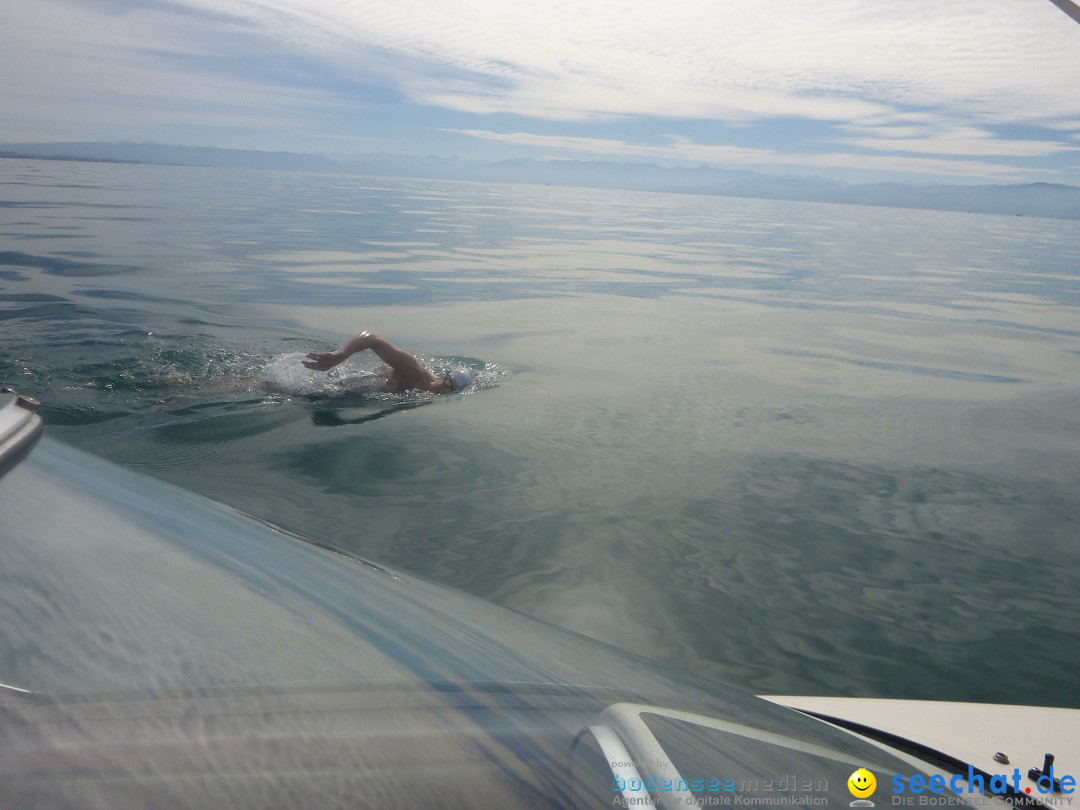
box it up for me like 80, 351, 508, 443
4, 140, 1079, 220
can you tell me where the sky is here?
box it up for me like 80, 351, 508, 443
2, 0, 1079, 185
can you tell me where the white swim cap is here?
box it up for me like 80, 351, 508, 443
446, 367, 475, 391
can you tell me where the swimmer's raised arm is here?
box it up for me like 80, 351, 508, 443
303, 331, 427, 378
303, 331, 471, 395
303, 330, 370, 371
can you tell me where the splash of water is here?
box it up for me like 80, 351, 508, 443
262, 352, 388, 398
262, 352, 504, 400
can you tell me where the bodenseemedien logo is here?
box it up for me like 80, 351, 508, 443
848, 767, 877, 807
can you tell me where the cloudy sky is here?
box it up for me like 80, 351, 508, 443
2, 0, 1079, 183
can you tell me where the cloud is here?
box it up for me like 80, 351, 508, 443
448, 128, 1044, 180
0, 0, 385, 142
834, 116, 1079, 158
189, 0, 1080, 176
44, 0, 1068, 130
205, 0, 1080, 125
449, 129, 780, 163
836, 131, 1077, 159
3, 0, 1079, 180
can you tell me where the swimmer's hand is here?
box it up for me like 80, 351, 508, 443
302, 351, 344, 372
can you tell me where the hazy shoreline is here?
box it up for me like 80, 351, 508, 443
4, 141, 1080, 221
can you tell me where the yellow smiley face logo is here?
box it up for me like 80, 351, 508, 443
848, 768, 877, 798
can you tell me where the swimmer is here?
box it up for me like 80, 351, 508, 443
303, 331, 474, 394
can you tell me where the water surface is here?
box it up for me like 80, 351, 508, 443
2, 158, 1078, 705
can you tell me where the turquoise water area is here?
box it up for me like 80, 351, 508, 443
2, 158, 1078, 705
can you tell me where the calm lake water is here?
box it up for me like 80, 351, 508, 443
2, 158, 1078, 706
